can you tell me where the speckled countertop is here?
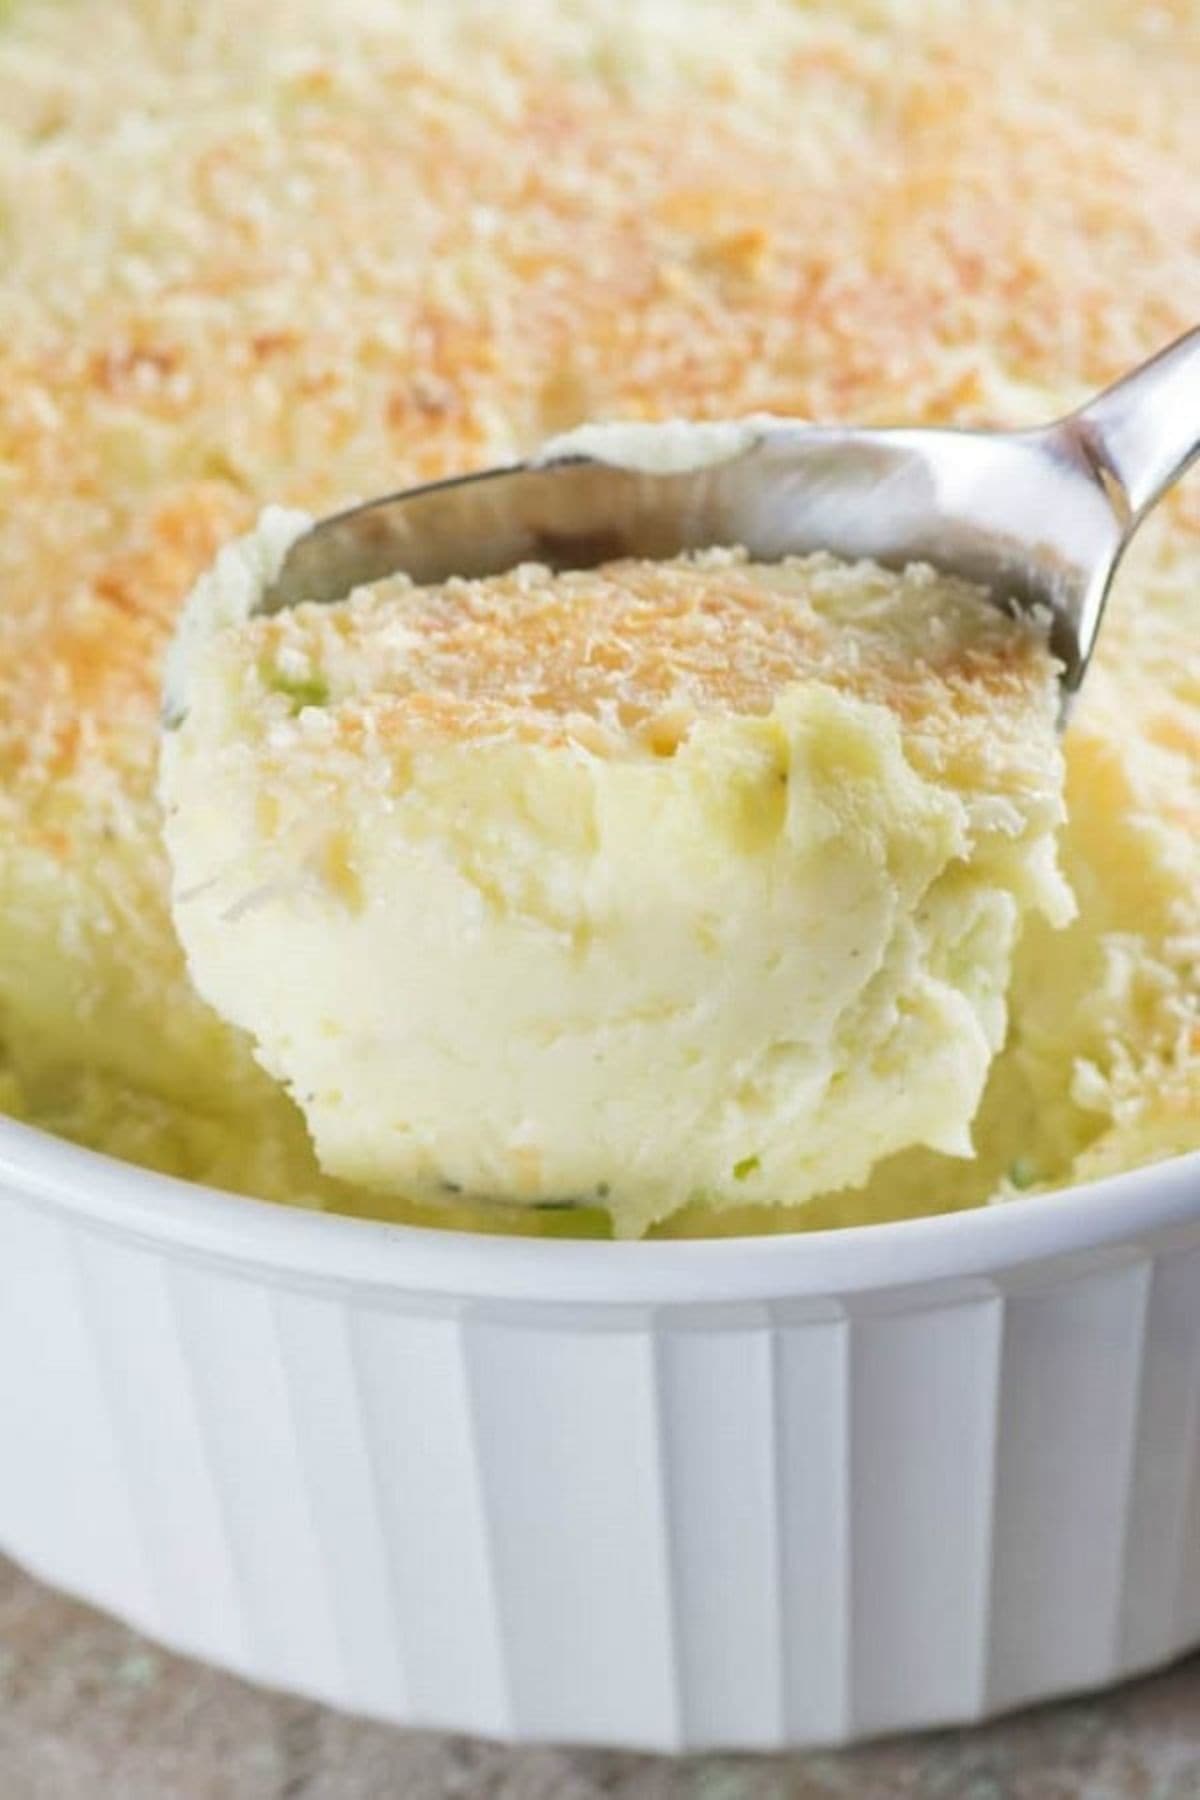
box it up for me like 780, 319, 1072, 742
1, 1560, 1197, 1798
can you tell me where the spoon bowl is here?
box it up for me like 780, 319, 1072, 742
263, 327, 1200, 707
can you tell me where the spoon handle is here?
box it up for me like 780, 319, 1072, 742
1071, 325, 1200, 523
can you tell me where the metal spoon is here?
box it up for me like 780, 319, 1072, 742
263, 325, 1200, 705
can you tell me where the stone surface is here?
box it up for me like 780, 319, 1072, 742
0, 1557, 1196, 1798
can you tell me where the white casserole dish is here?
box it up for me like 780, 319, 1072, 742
0, 1116, 1197, 1752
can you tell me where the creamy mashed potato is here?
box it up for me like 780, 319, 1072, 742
0, 0, 1196, 1233
160, 518, 1069, 1235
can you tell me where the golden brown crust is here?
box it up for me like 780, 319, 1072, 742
244, 552, 1054, 759
2, 0, 1198, 810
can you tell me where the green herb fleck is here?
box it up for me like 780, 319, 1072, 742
733, 1154, 761, 1181
266, 668, 331, 714
1008, 1157, 1037, 1190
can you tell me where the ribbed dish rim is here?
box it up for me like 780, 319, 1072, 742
1, 1116, 1197, 1304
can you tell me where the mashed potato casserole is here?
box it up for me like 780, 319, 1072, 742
1, 0, 1196, 1234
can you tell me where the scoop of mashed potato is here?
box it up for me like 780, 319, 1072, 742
159, 479, 1071, 1237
